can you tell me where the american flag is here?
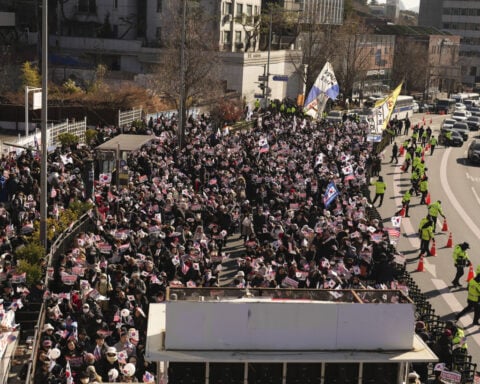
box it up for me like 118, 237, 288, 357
386, 228, 401, 240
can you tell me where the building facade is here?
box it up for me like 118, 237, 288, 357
419, 0, 480, 87
302, 0, 344, 25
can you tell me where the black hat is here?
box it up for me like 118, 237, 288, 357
462, 242, 470, 250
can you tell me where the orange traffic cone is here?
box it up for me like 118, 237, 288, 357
425, 192, 431, 205
446, 232, 453, 248
467, 264, 475, 282
399, 206, 405, 217
399, 146, 405, 156
442, 219, 449, 232
417, 255, 425, 272
430, 239, 437, 256
430, 118, 433, 124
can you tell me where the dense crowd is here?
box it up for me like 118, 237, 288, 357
0, 110, 416, 384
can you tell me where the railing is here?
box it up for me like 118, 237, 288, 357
25, 211, 96, 384
118, 107, 143, 130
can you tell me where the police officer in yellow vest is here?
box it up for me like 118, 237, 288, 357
428, 199, 446, 232
456, 266, 480, 325
371, 176, 386, 207
452, 242, 470, 288
419, 216, 434, 257
445, 321, 468, 352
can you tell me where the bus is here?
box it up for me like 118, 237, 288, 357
451, 92, 480, 102
435, 98, 456, 114
392, 95, 414, 120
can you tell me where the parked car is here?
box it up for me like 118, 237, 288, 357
466, 116, 480, 131
419, 103, 435, 113
455, 103, 467, 111
412, 101, 419, 113
452, 110, 470, 121
451, 122, 469, 140
326, 110, 344, 123
468, 140, 480, 164
439, 128, 464, 147
441, 118, 457, 130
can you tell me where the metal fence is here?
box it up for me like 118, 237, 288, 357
118, 107, 143, 129
25, 212, 96, 384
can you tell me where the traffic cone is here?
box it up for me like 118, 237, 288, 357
421, 150, 425, 162
430, 118, 433, 124
417, 255, 425, 272
399, 146, 405, 156
399, 206, 405, 217
430, 239, 437, 256
442, 219, 449, 232
425, 192, 431, 205
467, 264, 475, 282
446, 232, 453, 248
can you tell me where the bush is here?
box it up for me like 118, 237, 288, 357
58, 132, 79, 148
14, 242, 46, 265
85, 129, 98, 146
16, 260, 43, 287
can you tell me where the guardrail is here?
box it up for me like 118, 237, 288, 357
25, 211, 96, 384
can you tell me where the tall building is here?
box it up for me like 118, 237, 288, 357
302, 0, 344, 25
385, 0, 400, 21
419, 0, 480, 87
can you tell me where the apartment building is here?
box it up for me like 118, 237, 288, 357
419, 0, 480, 87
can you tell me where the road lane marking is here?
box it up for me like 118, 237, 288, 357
472, 187, 480, 207
441, 149, 480, 244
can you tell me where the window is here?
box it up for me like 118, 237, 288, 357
246, 4, 252, 16
254, 5, 258, 16
223, 31, 231, 44
224, 2, 232, 15
235, 31, 242, 43
236, 3, 242, 16
157, 0, 162, 13
78, 0, 96, 13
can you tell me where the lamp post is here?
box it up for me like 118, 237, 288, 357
265, 12, 273, 108
40, 0, 48, 249
178, 0, 187, 149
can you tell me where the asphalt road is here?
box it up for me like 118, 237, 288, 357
372, 111, 480, 366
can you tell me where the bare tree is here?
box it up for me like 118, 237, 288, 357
151, 1, 224, 138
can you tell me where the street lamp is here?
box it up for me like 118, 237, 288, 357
40, 0, 48, 249
178, 0, 187, 149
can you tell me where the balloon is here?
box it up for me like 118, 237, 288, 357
48, 348, 61, 360
108, 368, 119, 380
122, 363, 136, 377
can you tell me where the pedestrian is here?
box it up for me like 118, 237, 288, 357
418, 216, 434, 257
429, 135, 437, 155
404, 116, 411, 135
371, 176, 386, 208
451, 242, 470, 288
390, 142, 398, 164
455, 267, 480, 326
428, 200, 446, 232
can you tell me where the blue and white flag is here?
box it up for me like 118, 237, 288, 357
304, 62, 340, 118
323, 181, 339, 208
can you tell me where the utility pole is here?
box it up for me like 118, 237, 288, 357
40, 0, 48, 248
178, 0, 187, 149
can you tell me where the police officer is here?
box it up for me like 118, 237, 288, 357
455, 265, 480, 326
445, 130, 453, 147
390, 142, 399, 164
451, 242, 470, 288
398, 188, 413, 217
428, 199, 446, 232
418, 216, 434, 257
419, 176, 429, 205
371, 176, 386, 207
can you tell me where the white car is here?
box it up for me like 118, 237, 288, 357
452, 110, 470, 121
441, 118, 457, 129
412, 101, 419, 113
455, 103, 467, 111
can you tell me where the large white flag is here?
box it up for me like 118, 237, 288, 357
304, 62, 340, 118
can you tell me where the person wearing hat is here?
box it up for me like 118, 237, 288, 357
432, 328, 453, 369
407, 371, 421, 384
41, 322, 60, 347
451, 242, 471, 288
371, 175, 386, 207
95, 346, 120, 382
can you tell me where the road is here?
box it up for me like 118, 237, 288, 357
373, 112, 480, 366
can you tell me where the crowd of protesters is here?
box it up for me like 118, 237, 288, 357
0, 107, 427, 384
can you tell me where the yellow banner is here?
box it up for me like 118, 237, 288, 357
373, 82, 403, 131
